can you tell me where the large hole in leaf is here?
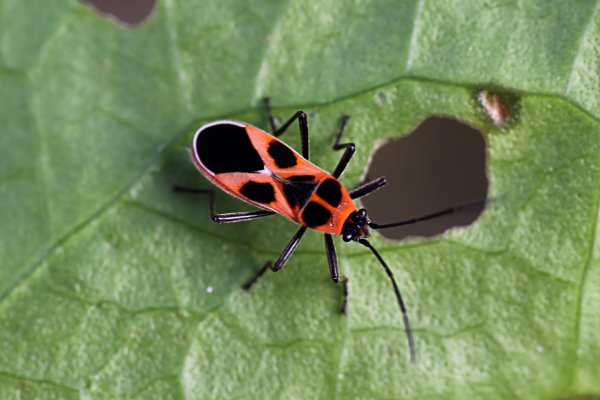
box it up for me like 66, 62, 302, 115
360, 117, 488, 240
82, 0, 156, 27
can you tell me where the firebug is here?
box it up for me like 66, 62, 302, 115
176, 99, 482, 362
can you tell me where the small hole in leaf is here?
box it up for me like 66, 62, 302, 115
82, 0, 156, 27
475, 86, 521, 127
374, 91, 387, 105
361, 117, 488, 241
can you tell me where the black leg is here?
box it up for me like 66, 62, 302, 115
324, 234, 349, 314
272, 226, 308, 271
263, 97, 309, 160
349, 177, 387, 199
242, 261, 272, 290
173, 186, 275, 223
324, 234, 339, 283
241, 226, 307, 290
331, 115, 355, 178
339, 276, 348, 314
368, 199, 487, 230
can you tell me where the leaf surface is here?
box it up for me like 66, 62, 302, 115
1, 0, 599, 398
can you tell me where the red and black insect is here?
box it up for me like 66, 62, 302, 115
176, 99, 475, 362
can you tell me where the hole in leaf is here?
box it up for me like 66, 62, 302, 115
361, 117, 488, 241
82, 0, 156, 27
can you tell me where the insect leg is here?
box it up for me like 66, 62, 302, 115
272, 226, 308, 270
242, 226, 307, 290
331, 115, 355, 178
324, 234, 339, 283
173, 186, 275, 223
349, 177, 387, 199
242, 261, 272, 290
263, 97, 309, 160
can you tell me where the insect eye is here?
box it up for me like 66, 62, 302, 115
357, 209, 367, 218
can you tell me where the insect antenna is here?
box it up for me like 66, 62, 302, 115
357, 238, 416, 363
368, 199, 488, 230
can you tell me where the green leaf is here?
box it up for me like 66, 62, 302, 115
1, 0, 599, 398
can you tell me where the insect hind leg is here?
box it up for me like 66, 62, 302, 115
173, 186, 275, 223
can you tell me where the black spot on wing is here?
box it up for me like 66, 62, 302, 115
268, 140, 297, 168
316, 179, 342, 207
240, 181, 275, 204
302, 201, 331, 228
282, 175, 317, 209
195, 123, 264, 174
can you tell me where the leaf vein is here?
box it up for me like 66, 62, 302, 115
564, 0, 600, 94
251, 0, 293, 103
569, 135, 600, 387
164, 0, 191, 116
405, 0, 425, 70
